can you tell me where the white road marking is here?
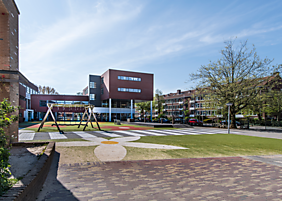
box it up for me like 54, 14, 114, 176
113, 131, 145, 137
19, 133, 35, 141
146, 130, 183, 135
132, 130, 166, 136
73, 131, 96, 138
95, 131, 122, 137
49, 132, 67, 139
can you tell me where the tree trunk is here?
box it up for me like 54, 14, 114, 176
231, 112, 236, 129
258, 113, 262, 121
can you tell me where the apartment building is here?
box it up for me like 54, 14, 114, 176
85, 69, 154, 121
162, 89, 193, 119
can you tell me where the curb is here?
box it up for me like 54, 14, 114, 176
0, 141, 55, 201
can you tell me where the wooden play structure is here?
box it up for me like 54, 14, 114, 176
37, 104, 101, 134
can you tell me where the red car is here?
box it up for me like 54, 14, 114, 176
188, 119, 203, 126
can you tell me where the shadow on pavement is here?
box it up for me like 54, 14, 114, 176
36, 152, 79, 201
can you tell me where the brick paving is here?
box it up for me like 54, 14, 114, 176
39, 156, 282, 201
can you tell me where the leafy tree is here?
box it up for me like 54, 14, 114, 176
38, 85, 59, 95
0, 99, 18, 195
190, 40, 279, 128
135, 101, 151, 120
154, 89, 165, 115
263, 89, 282, 121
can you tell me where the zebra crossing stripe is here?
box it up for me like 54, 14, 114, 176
131, 130, 166, 136
73, 132, 96, 138
95, 131, 122, 137
49, 132, 67, 139
147, 130, 183, 136
113, 130, 145, 137
19, 133, 35, 141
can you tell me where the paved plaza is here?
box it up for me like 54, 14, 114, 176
38, 154, 282, 201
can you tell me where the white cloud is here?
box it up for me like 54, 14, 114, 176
19, 0, 282, 94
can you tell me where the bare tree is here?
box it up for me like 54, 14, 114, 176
38, 85, 59, 95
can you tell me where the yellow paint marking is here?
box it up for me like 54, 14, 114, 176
101, 141, 119, 144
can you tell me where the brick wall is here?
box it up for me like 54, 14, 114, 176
0, 0, 20, 143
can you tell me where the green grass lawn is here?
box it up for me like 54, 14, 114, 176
123, 134, 282, 160
52, 134, 282, 162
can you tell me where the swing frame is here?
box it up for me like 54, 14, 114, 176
37, 103, 101, 133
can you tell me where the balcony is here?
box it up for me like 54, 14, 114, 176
178, 108, 184, 111
178, 101, 183, 104
189, 100, 195, 103
189, 107, 195, 110
189, 114, 195, 117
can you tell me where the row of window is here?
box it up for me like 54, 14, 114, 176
89, 82, 96, 88
20, 82, 39, 95
90, 94, 96, 100
118, 88, 141, 93
39, 100, 89, 107
118, 76, 141, 82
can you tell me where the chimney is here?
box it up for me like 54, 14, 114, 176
177, 89, 181, 94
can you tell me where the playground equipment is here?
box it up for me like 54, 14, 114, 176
37, 104, 101, 133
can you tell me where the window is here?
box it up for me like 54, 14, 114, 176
101, 77, 104, 84
118, 88, 141, 93
39, 100, 47, 107
101, 88, 104, 95
90, 94, 96, 100
90, 82, 96, 88
118, 76, 141, 81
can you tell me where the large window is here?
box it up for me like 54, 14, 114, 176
90, 82, 96, 88
118, 88, 141, 93
118, 76, 141, 81
39, 100, 47, 107
90, 94, 96, 100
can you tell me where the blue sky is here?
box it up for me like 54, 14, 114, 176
16, 0, 282, 95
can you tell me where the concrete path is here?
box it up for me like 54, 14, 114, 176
243, 155, 282, 167
57, 137, 188, 162
37, 156, 282, 200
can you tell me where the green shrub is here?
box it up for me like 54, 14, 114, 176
203, 119, 212, 123
0, 98, 18, 196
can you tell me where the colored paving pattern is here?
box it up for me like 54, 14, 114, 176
42, 157, 282, 200
20, 128, 243, 141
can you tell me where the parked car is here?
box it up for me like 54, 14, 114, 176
220, 120, 241, 126
174, 118, 183, 123
159, 118, 170, 123
188, 119, 203, 126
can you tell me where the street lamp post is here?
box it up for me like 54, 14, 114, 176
226, 103, 233, 134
